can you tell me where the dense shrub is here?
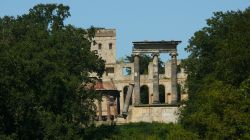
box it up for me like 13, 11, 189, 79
86, 122, 198, 140
181, 7, 250, 139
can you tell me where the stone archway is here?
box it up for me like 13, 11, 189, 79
140, 85, 149, 104
159, 85, 165, 103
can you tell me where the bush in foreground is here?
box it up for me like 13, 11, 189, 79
84, 122, 198, 140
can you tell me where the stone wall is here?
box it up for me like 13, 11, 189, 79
117, 106, 179, 124
96, 60, 187, 118
102, 61, 187, 109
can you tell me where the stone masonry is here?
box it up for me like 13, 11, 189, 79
91, 28, 188, 123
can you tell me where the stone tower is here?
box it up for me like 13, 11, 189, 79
91, 28, 116, 64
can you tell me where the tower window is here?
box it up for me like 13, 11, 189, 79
109, 43, 112, 49
98, 43, 102, 50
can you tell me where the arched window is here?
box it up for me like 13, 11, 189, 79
159, 85, 165, 103
177, 83, 181, 102
123, 86, 132, 105
140, 85, 149, 104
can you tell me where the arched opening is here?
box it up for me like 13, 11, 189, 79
167, 93, 171, 104
177, 83, 181, 102
123, 86, 132, 105
140, 85, 149, 104
159, 85, 165, 103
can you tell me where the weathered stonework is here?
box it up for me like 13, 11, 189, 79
91, 28, 188, 123
116, 106, 179, 124
91, 29, 116, 64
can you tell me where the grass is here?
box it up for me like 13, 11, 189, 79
84, 122, 198, 140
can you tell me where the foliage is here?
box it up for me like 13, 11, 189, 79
0, 4, 105, 139
85, 122, 198, 140
125, 54, 165, 74
181, 7, 250, 139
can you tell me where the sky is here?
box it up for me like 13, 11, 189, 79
0, 0, 249, 61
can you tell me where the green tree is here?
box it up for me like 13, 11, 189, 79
0, 4, 105, 139
181, 8, 250, 139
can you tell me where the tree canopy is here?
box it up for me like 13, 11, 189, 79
181, 7, 250, 139
0, 4, 105, 139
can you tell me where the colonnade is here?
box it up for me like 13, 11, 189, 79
133, 52, 178, 105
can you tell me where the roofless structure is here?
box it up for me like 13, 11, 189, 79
132, 41, 181, 106
91, 29, 187, 123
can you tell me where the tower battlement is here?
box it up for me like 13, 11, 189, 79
95, 29, 116, 37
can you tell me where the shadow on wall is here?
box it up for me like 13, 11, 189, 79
159, 85, 165, 103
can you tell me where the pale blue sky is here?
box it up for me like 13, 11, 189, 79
0, 0, 249, 61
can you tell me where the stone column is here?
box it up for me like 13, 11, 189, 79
170, 52, 178, 104
152, 53, 160, 104
98, 98, 102, 121
106, 95, 111, 121
134, 54, 140, 105
122, 83, 134, 117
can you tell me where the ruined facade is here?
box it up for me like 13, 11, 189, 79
91, 28, 188, 123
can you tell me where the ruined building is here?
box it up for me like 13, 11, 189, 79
90, 28, 188, 123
